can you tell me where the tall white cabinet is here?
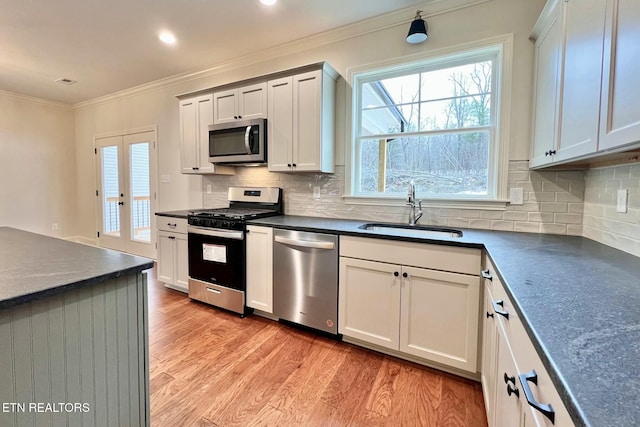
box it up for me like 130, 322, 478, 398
178, 93, 234, 175
267, 65, 336, 173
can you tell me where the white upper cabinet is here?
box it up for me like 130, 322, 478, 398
599, 0, 640, 151
531, 0, 640, 168
268, 65, 336, 173
179, 94, 234, 175
557, 0, 606, 162
213, 83, 267, 124
530, 0, 563, 168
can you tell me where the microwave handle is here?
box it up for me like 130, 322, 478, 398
244, 126, 252, 154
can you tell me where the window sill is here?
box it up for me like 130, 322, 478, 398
342, 195, 508, 211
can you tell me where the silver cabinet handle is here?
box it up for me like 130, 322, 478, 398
274, 235, 335, 250
244, 126, 252, 154
206, 288, 221, 294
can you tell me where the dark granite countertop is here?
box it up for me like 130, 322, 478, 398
0, 227, 154, 310
249, 215, 640, 427
155, 209, 192, 219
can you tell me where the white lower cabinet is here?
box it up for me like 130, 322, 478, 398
246, 225, 273, 313
339, 236, 481, 373
157, 217, 189, 292
481, 255, 574, 427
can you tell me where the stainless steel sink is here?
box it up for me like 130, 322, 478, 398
359, 223, 463, 238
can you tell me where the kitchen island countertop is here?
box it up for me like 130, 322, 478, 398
249, 215, 640, 427
0, 227, 154, 309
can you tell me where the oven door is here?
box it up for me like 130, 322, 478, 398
187, 226, 245, 291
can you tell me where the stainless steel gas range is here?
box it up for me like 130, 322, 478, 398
187, 187, 282, 315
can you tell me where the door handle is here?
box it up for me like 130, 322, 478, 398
274, 235, 335, 250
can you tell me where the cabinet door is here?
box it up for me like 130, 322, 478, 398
213, 89, 238, 124
292, 70, 323, 171
482, 285, 499, 427
338, 257, 401, 351
267, 77, 294, 172
494, 330, 524, 427
557, 0, 606, 162
399, 266, 480, 372
157, 231, 176, 285
530, 0, 563, 168
179, 98, 198, 173
599, 0, 640, 150
175, 233, 189, 292
246, 225, 273, 313
239, 83, 267, 120
196, 94, 215, 173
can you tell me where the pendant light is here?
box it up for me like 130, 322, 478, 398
406, 10, 428, 44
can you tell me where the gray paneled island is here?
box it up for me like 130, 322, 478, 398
0, 227, 153, 427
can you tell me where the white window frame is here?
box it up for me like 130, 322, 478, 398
344, 35, 513, 210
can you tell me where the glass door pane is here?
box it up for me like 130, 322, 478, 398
129, 142, 151, 243
101, 145, 121, 237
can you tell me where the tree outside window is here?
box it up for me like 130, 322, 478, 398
354, 51, 499, 199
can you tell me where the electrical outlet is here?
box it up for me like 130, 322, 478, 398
51, 223, 59, 231
617, 189, 628, 213
509, 188, 524, 205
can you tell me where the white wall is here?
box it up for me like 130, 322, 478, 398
0, 91, 76, 237
73, 0, 546, 241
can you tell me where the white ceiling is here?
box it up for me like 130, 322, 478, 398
0, 0, 425, 105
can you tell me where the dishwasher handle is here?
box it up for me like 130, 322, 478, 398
274, 235, 335, 250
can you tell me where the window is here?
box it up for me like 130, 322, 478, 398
351, 44, 506, 202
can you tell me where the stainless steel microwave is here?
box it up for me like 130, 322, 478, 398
208, 118, 267, 165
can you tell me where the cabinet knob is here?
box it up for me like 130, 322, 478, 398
292, 163, 297, 167
287, 163, 292, 167
393, 271, 399, 277
504, 372, 516, 385
118, 201, 124, 206
486, 312, 494, 319
192, 167, 199, 171
545, 151, 550, 156
238, 115, 242, 119
492, 300, 509, 319
234, 116, 238, 119
507, 384, 520, 398
550, 150, 556, 155
402, 272, 408, 278
481, 269, 492, 280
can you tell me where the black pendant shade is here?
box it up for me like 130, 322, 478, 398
406, 10, 428, 44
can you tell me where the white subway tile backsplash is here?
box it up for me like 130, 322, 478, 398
200, 160, 639, 256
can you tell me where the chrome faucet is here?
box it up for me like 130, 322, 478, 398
407, 182, 423, 225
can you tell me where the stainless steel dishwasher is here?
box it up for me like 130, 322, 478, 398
273, 229, 339, 335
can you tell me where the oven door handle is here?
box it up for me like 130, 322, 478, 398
274, 235, 335, 250
188, 226, 244, 240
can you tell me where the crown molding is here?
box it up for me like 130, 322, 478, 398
0, 89, 72, 109
73, 0, 489, 110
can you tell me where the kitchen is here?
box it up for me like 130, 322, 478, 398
2, 0, 640, 426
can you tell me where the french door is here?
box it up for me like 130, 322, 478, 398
95, 130, 156, 258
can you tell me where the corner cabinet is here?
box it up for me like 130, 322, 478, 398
178, 93, 234, 175
339, 236, 481, 373
268, 65, 336, 173
213, 83, 267, 125
157, 217, 189, 293
530, 0, 640, 169
481, 255, 574, 427
246, 225, 273, 314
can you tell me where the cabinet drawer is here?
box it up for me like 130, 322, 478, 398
157, 217, 187, 233
340, 236, 480, 276
493, 281, 574, 426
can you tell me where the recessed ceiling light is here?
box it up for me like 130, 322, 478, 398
159, 31, 177, 46
260, 0, 277, 5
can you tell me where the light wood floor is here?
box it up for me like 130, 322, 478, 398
147, 269, 488, 427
